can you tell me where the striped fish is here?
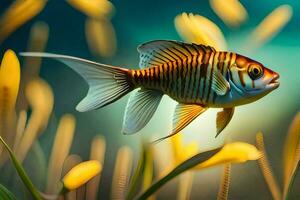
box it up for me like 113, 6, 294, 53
20, 40, 280, 141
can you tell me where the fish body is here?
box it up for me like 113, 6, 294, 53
20, 40, 280, 141
130, 51, 278, 108
131, 50, 236, 108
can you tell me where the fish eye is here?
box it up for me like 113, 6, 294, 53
248, 65, 263, 80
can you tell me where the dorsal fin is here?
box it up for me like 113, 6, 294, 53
137, 40, 216, 69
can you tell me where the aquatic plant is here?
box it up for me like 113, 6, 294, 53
134, 142, 261, 200
62, 160, 102, 191
217, 164, 231, 200
0, 184, 17, 200
209, 0, 248, 28
67, 0, 117, 58
0, 0, 46, 43
256, 113, 300, 200
174, 4, 292, 52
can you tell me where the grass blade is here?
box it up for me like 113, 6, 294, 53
0, 136, 42, 200
135, 147, 221, 200
0, 184, 17, 200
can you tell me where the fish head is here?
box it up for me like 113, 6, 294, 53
227, 54, 279, 104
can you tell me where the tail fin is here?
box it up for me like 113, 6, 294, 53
20, 52, 134, 112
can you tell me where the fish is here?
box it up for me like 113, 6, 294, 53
20, 40, 280, 142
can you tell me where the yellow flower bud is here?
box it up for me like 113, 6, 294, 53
0, 49, 20, 110
194, 142, 261, 170
63, 160, 102, 190
0, 49, 20, 146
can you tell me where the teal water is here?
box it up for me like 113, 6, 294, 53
1, 0, 300, 199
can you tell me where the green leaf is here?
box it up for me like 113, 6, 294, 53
135, 147, 221, 200
0, 184, 17, 200
126, 144, 147, 200
0, 136, 42, 200
142, 145, 154, 191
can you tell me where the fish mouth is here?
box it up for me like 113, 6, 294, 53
267, 73, 280, 89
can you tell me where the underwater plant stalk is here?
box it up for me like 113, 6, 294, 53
12, 110, 27, 152
86, 135, 106, 200
142, 145, 155, 200
283, 139, 300, 200
18, 21, 49, 111
217, 164, 231, 200
284, 159, 300, 200
46, 114, 75, 193
126, 144, 147, 200
111, 146, 133, 200
283, 112, 300, 191
177, 171, 194, 200
256, 133, 281, 200
0, 136, 42, 200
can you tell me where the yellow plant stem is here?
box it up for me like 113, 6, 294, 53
46, 114, 75, 193
256, 133, 282, 200
217, 164, 231, 200
18, 21, 49, 110
111, 146, 133, 200
177, 171, 194, 200
86, 135, 106, 200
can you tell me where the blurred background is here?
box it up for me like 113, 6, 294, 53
0, 0, 300, 199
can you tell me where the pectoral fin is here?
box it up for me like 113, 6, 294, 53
122, 89, 163, 135
153, 104, 207, 143
216, 107, 235, 137
212, 70, 230, 95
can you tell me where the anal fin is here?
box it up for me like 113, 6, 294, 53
153, 104, 207, 143
122, 89, 163, 135
216, 107, 235, 137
